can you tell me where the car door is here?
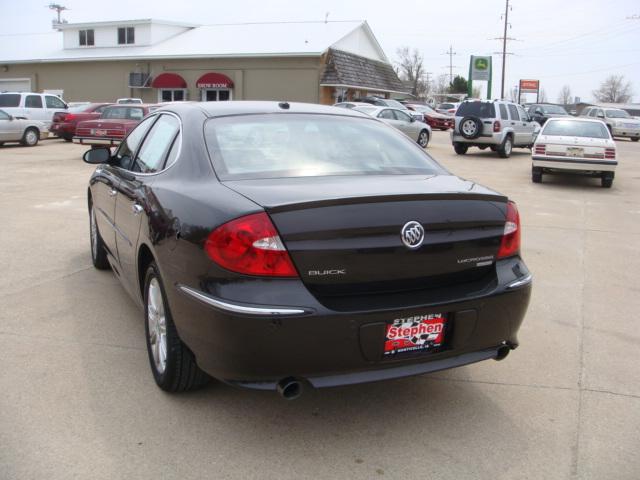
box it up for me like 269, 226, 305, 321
95, 116, 157, 261
507, 104, 524, 145
24, 95, 45, 122
0, 110, 11, 141
44, 95, 68, 125
392, 109, 418, 140
114, 113, 180, 292
516, 105, 535, 145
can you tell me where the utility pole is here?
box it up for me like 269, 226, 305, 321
492, 0, 517, 99
442, 45, 458, 87
423, 71, 433, 98
48, 3, 68, 24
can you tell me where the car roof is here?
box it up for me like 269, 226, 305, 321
156, 101, 373, 119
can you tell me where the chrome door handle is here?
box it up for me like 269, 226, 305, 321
108, 188, 117, 197
132, 204, 143, 215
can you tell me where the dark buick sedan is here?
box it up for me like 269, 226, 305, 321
84, 101, 531, 399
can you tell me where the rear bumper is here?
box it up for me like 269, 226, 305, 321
50, 123, 74, 137
169, 258, 532, 390
73, 137, 122, 146
533, 156, 617, 172
451, 132, 502, 145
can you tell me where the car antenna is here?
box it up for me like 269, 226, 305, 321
278, 101, 290, 110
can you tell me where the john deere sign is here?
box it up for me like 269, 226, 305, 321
468, 55, 493, 99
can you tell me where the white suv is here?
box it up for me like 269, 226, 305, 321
580, 106, 640, 141
451, 100, 538, 158
0, 92, 68, 128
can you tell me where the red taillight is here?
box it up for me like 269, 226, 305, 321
534, 144, 546, 155
65, 113, 76, 121
205, 212, 298, 277
604, 148, 616, 159
493, 120, 501, 133
497, 201, 521, 259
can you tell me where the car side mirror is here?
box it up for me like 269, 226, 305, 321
534, 108, 543, 115
409, 116, 416, 123
83, 147, 111, 164
597, 113, 605, 118
8, 115, 14, 121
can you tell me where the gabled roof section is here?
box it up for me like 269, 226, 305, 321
320, 48, 407, 94
330, 21, 388, 62
0, 20, 376, 64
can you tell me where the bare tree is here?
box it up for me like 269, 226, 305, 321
395, 47, 428, 98
557, 85, 572, 105
538, 88, 548, 102
433, 74, 450, 95
593, 75, 633, 103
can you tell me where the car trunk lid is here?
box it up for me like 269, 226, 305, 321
223, 175, 508, 298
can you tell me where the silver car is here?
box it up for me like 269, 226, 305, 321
0, 109, 48, 147
353, 106, 432, 148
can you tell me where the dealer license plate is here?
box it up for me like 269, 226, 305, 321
92, 129, 107, 136
384, 313, 447, 356
566, 147, 584, 157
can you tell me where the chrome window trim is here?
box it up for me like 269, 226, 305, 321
176, 284, 308, 316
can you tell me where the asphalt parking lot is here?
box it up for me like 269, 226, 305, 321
1, 131, 639, 480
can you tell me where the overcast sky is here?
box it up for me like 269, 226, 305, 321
1, 0, 639, 102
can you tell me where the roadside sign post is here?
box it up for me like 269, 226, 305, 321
468, 56, 492, 99
518, 79, 540, 104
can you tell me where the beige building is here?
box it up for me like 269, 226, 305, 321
0, 19, 406, 105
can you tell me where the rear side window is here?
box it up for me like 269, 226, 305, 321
508, 104, 520, 121
114, 116, 157, 170
499, 104, 508, 120
457, 102, 496, 118
134, 115, 180, 173
26, 95, 43, 108
0, 94, 21, 107
45, 96, 66, 109
393, 110, 412, 122
378, 109, 395, 120
588, 109, 596, 117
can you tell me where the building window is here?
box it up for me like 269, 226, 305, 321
79, 29, 94, 46
118, 27, 135, 45
159, 89, 186, 102
202, 89, 232, 102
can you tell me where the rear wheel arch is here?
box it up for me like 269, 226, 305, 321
138, 244, 156, 300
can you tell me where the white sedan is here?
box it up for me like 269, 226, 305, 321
0, 109, 48, 147
532, 118, 616, 188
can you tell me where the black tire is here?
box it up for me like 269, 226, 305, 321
453, 143, 468, 155
498, 135, 513, 158
532, 167, 543, 183
489, 146, 497, 151
144, 261, 211, 392
417, 129, 430, 148
63, 135, 73, 143
601, 173, 614, 188
89, 203, 110, 270
0, 142, 4, 147
21, 127, 39, 147
631, 137, 639, 142
458, 116, 483, 139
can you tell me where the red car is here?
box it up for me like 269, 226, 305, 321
406, 104, 454, 130
73, 104, 156, 146
50, 103, 112, 142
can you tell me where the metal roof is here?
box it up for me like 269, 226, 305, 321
0, 21, 373, 64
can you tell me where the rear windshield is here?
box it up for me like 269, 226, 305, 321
606, 109, 630, 118
456, 102, 496, 118
384, 99, 406, 109
204, 114, 445, 181
69, 104, 94, 113
542, 120, 610, 139
0, 94, 21, 107
541, 105, 568, 115
353, 106, 378, 115
101, 106, 144, 120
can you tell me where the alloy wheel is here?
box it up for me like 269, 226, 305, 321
147, 277, 168, 375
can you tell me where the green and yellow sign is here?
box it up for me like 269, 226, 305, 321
468, 55, 493, 99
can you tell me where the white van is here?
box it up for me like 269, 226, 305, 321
0, 92, 68, 128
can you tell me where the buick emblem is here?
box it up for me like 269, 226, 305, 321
401, 221, 424, 249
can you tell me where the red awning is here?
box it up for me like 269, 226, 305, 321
151, 73, 187, 89
196, 72, 234, 89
